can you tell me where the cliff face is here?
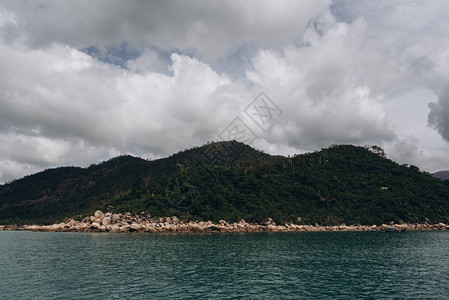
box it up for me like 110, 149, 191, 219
1, 141, 449, 225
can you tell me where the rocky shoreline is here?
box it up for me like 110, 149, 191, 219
1, 210, 449, 233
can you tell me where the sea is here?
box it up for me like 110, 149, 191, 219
1, 231, 448, 299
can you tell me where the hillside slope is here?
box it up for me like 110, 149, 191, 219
1, 141, 449, 225
433, 171, 449, 181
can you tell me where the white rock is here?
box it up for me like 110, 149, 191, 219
129, 223, 142, 231
102, 217, 111, 226
110, 225, 121, 233
94, 210, 105, 220
112, 214, 121, 222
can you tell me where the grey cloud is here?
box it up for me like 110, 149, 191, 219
1, 0, 327, 61
0, 42, 247, 183
2, 0, 449, 184
428, 88, 449, 142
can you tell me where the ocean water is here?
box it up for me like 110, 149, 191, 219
1, 231, 448, 299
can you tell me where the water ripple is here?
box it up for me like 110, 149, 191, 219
1, 231, 448, 299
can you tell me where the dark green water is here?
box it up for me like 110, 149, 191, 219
1, 231, 448, 299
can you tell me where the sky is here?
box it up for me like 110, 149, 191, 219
1, 0, 449, 183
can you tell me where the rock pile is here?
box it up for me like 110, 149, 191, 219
8, 211, 449, 233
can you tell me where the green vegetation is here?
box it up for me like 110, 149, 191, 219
1, 141, 449, 225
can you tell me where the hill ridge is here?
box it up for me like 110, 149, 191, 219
1, 141, 449, 225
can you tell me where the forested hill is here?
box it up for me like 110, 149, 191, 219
1, 141, 449, 225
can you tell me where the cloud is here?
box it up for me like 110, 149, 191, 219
125, 49, 168, 74
385, 134, 449, 173
0, 40, 248, 182
332, 0, 449, 143
2, 0, 449, 184
245, 17, 395, 150
0, 0, 328, 60
428, 89, 449, 142
426, 42, 449, 143
0, 42, 234, 140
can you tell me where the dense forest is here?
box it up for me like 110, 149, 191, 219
1, 141, 449, 225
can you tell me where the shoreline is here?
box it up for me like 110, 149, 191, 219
1, 211, 449, 233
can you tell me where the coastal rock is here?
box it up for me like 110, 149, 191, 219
112, 213, 121, 222
238, 220, 248, 227
118, 226, 128, 233
94, 210, 105, 221
102, 217, 111, 226
109, 225, 121, 233
50, 223, 63, 231
15, 209, 449, 234
261, 218, 275, 226
73, 223, 88, 232
129, 223, 142, 232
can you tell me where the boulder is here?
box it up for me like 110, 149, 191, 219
261, 218, 275, 226
112, 214, 121, 222
219, 220, 229, 226
102, 217, 111, 226
94, 210, 105, 220
120, 226, 130, 233
109, 225, 121, 233
129, 223, 142, 232
144, 225, 157, 233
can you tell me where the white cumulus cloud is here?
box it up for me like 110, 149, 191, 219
1, 0, 449, 183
